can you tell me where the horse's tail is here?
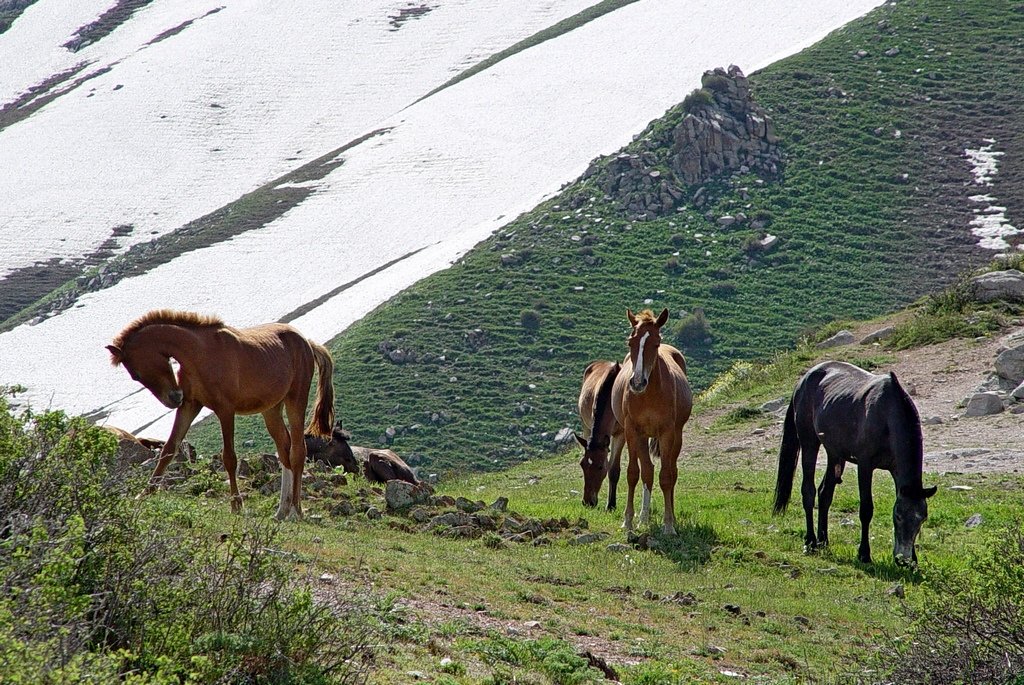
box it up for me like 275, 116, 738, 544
306, 341, 336, 437
772, 399, 800, 515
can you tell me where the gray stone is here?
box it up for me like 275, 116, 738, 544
760, 396, 788, 414
365, 506, 382, 520
489, 496, 509, 512
971, 270, 1024, 303
860, 326, 896, 344
922, 416, 943, 425
965, 513, 983, 529
759, 234, 779, 251
964, 392, 1004, 417
996, 344, 1024, 385
569, 532, 609, 546
554, 426, 575, 445
1012, 381, 1024, 400
606, 543, 633, 552
384, 479, 433, 510
816, 330, 855, 349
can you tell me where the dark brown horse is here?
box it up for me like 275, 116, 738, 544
107, 310, 335, 520
773, 361, 937, 565
611, 308, 693, 534
575, 360, 624, 509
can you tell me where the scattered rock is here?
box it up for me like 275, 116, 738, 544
365, 506, 382, 520
384, 479, 434, 511
860, 326, 896, 344
723, 603, 742, 615
607, 543, 633, 552
970, 269, 1024, 304
965, 513, 983, 528
888, 584, 905, 599
964, 392, 1004, 417
570, 532, 609, 545
794, 615, 811, 626
816, 330, 855, 349
922, 416, 944, 425
760, 396, 788, 414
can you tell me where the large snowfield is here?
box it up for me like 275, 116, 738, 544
0, 0, 885, 438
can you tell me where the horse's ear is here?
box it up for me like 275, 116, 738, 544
889, 371, 901, 386
626, 309, 637, 327
574, 433, 588, 449
923, 485, 938, 499
656, 308, 669, 327
106, 344, 122, 366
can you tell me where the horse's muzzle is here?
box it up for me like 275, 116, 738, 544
629, 378, 648, 394
164, 390, 184, 408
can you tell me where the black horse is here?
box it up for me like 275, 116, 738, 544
773, 361, 937, 565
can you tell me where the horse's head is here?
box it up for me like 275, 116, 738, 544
893, 483, 937, 565
329, 426, 359, 473
576, 432, 610, 507
625, 308, 668, 394
106, 342, 183, 409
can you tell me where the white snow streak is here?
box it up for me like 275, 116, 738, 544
0, 0, 885, 439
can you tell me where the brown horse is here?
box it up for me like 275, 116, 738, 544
611, 308, 693, 534
575, 360, 625, 509
107, 310, 335, 520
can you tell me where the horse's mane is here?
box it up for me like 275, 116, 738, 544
589, 363, 618, 449
110, 310, 224, 358
886, 374, 925, 484
633, 309, 658, 324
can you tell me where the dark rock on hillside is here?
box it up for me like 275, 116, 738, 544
970, 269, 1024, 303
583, 66, 782, 220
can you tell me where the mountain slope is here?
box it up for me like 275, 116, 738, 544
212, 0, 1024, 472
0, 0, 883, 439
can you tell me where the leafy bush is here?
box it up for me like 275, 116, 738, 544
468, 635, 603, 685
887, 522, 1024, 684
0, 395, 377, 684
520, 309, 542, 331
672, 308, 711, 347
681, 88, 713, 113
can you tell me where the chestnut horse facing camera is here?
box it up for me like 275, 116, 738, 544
107, 310, 335, 521
611, 308, 693, 535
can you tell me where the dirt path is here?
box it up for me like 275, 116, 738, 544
685, 321, 1024, 475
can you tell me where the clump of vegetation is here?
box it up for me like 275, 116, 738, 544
672, 308, 712, 348
888, 275, 1004, 350
663, 256, 682, 274
0, 394, 377, 684
681, 88, 713, 113
466, 635, 604, 684
887, 522, 1024, 684
520, 309, 542, 331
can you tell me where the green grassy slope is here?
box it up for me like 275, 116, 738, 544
203, 0, 1024, 471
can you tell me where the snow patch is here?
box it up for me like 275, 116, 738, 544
965, 140, 1020, 250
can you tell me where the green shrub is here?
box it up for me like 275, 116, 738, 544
0, 395, 377, 684
520, 309, 542, 331
672, 308, 711, 347
681, 88, 713, 113
886, 522, 1024, 683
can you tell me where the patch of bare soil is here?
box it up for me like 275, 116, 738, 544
684, 320, 1024, 475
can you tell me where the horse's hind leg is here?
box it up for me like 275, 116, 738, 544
799, 444, 820, 552
216, 411, 243, 513
606, 433, 624, 511
283, 398, 309, 521
262, 406, 294, 520
815, 454, 842, 548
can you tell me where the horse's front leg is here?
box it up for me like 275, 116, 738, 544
606, 432, 625, 511
857, 465, 875, 564
815, 455, 841, 548
217, 411, 243, 513
636, 437, 655, 527
622, 431, 644, 532
658, 431, 683, 535
141, 400, 200, 497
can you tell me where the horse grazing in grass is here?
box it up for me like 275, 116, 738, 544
611, 308, 693, 534
773, 361, 937, 565
575, 360, 624, 509
107, 310, 335, 520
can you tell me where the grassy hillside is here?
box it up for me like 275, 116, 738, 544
199, 0, 1024, 471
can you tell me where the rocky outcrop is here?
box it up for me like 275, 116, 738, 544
970, 269, 1024, 303
583, 66, 782, 220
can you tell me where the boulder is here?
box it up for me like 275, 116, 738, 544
964, 392, 1004, 417
384, 479, 433, 511
860, 326, 896, 344
816, 330, 856, 349
996, 340, 1024, 385
970, 270, 1024, 303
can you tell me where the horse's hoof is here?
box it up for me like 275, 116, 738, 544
231, 499, 243, 514
803, 543, 818, 555
662, 524, 676, 536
